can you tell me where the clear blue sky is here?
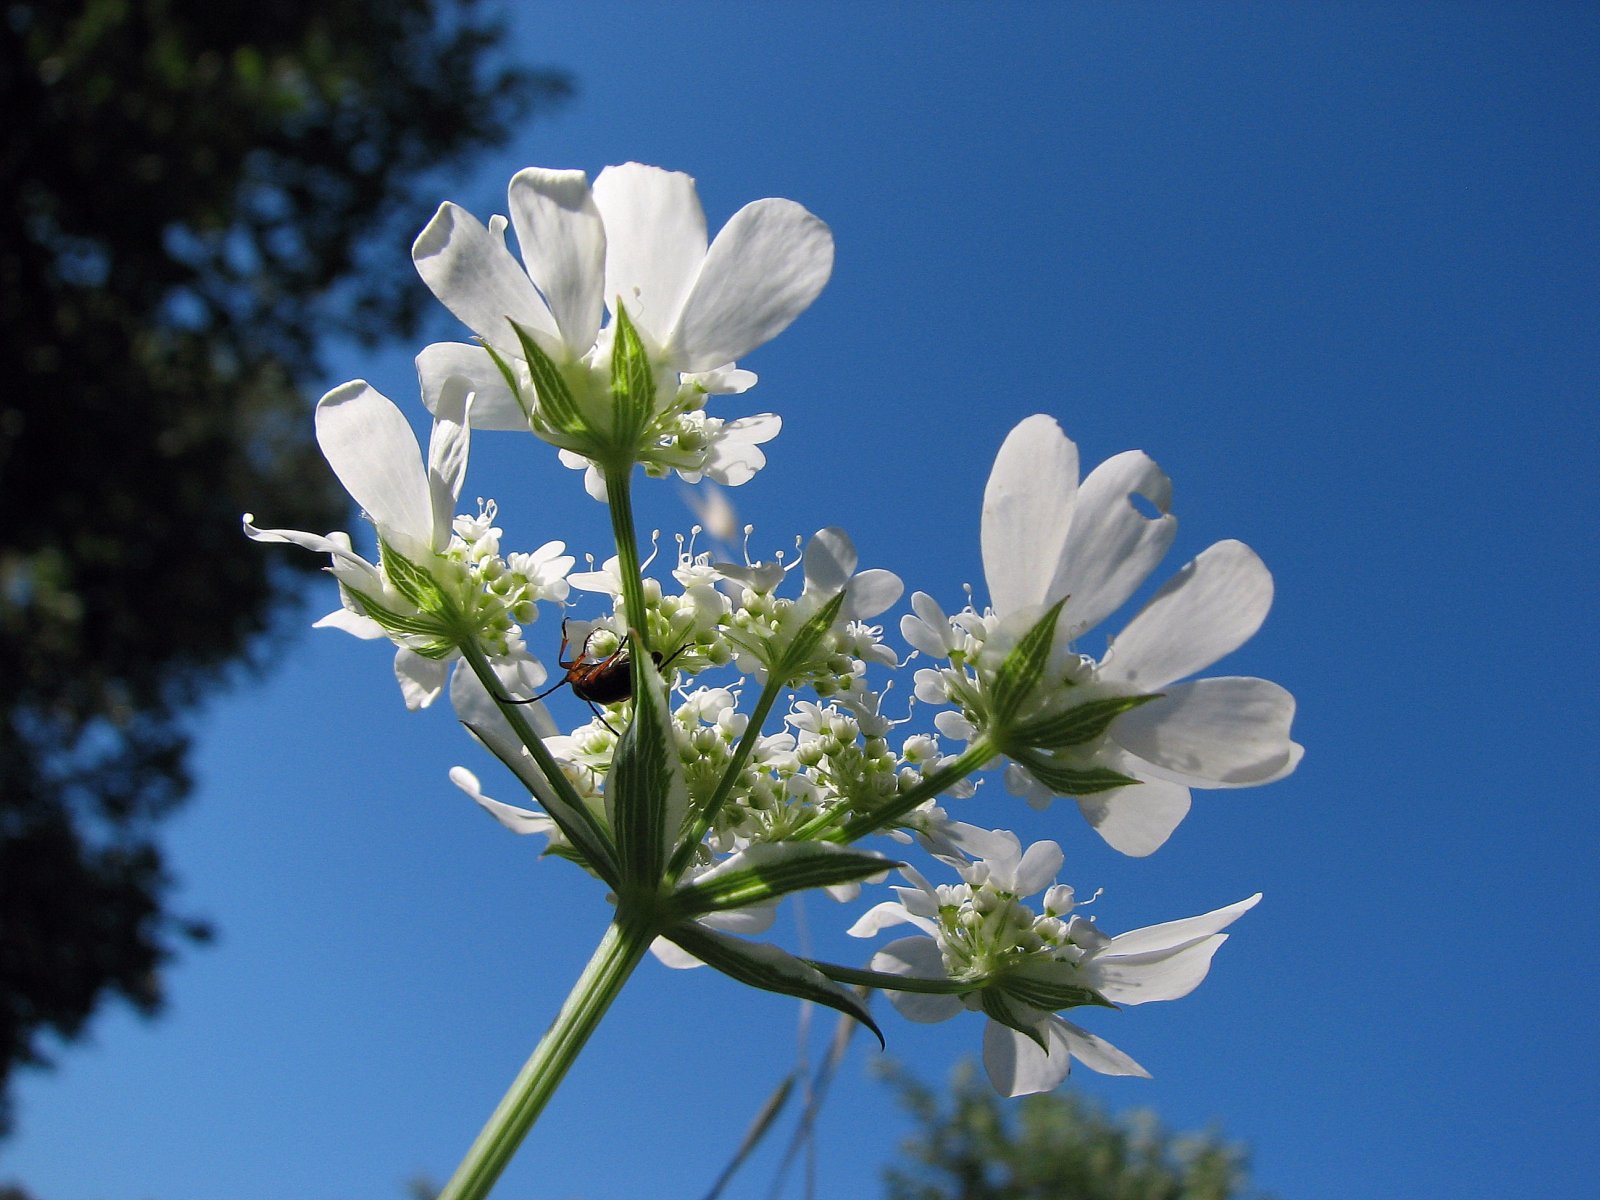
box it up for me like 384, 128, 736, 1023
7, 4, 1598, 1198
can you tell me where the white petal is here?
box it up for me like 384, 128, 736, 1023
842, 568, 904, 621
982, 416, 1079, 616
312, 607, 386, 639
847, 901, 932, 938
1099, 540, 1273, 688
592, 163, 708, 346
449, 766, 552, 836
1075, 777, 1192, 857
1053, 450, 1176, 635
1011, 840, 1065, 897
1090, 934, 1229, 1005
395, 649, 450, 711
702, 905, 778, 935
417, 342, 527, 431
871, 937, 964, 1023
1110, 678, 1300, 787
411, 202, 556, 351
701, 413, 780, 486
315, 382, 432, 558
508, 168, 606, 357
982, 1016, 1073, 1097
650, 937, 705, 969
803, 527, 858, 596
1053, 1018, 1150, 1078
1104, 894, 1261, 957
670, 198, 835, 372
427, 378, 472, 550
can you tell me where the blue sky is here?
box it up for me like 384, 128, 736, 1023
7, 4, 1598, 1198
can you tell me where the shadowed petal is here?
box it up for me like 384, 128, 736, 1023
412, 202, 556, 351
315, 382, 431, 559
592, 163, 708, 346
1109, 677, 1300, 787
508, 168, 606, 356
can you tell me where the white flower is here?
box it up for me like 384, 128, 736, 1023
410, 164, 832, 489
245, 377, 557, 710
849, 832, 1260, 1096
907, 415, 1301, 855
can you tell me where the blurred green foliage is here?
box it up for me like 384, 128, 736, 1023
0, 0, 569, 1137
882, 1063, 1273, 1200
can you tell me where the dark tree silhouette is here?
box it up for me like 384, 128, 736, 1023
883, 1063, 1273, 1200
0, 0, 570, 1136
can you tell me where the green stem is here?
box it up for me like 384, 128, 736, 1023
792, 736, 998, 844
603, 464, 652, 655
667, 670, 787, 882
437, 908, 656, 1200
458, 639, 620, 886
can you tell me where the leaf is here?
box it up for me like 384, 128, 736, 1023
671, 843, 897, 916
664, 922, 885, 1047
988, 598, 1068, 727
1009, 693, 1162, 750
605, 631, 689, 886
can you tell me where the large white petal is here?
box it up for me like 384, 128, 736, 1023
411, 202, 556, 351
842, 569, 904, 621
670, 198, 834, 372
508, 168, 606, 357
1075, 777, 1192, 857
871, 937, 964, 1023
416, 342, 527, 431
315, 382, 432, 559
592, 163, 708, 346
982, 416, 1079, 616
802, 527, 858, 597
1053, 450, 1176, 636
1109, 677, 1300, 787
1103, 893, 1262, 957
449, 766, 552, 837
426, 377, 471, 550
1053, 1018, 1150, 1078
982, 1016, 1074, 1097
1089, 934, 1229, 1005
1098, 540, 1273, 688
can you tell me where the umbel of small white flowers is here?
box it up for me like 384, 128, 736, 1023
244, 163, 1300, 1200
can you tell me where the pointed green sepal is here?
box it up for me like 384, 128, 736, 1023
669, 843, 898, 918
606, 630, 689, 886
663, 922, 885, 1048
608, 301, 657, 445
1009, 692, 1163, 750
378, 536, 449, 615
978, 988, 1051, 1053
1013, 751, 1141, 797
509, 319, 588, 438
774, 588, 848, 681
988, 598, 1069, 727
994, 963, 1116, 1013
478, 338, 534, 423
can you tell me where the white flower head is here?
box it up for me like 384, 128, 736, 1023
411, 164, 833, 492
916, 415, 1302, 855
850, 834, 1261, 1096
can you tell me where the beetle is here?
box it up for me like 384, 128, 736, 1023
513, 620, 685, 729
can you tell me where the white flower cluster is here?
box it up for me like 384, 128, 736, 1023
248, 163, 1301, 1100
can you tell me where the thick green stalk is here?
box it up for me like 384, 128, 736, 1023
437, 908, 656, 1200
603, 464, 652, 654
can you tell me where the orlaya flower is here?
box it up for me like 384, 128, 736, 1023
244, 377, 562, 709
848, 832, 1260, 1096
411, 163, 832, 493
904, 415, 1301, 855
